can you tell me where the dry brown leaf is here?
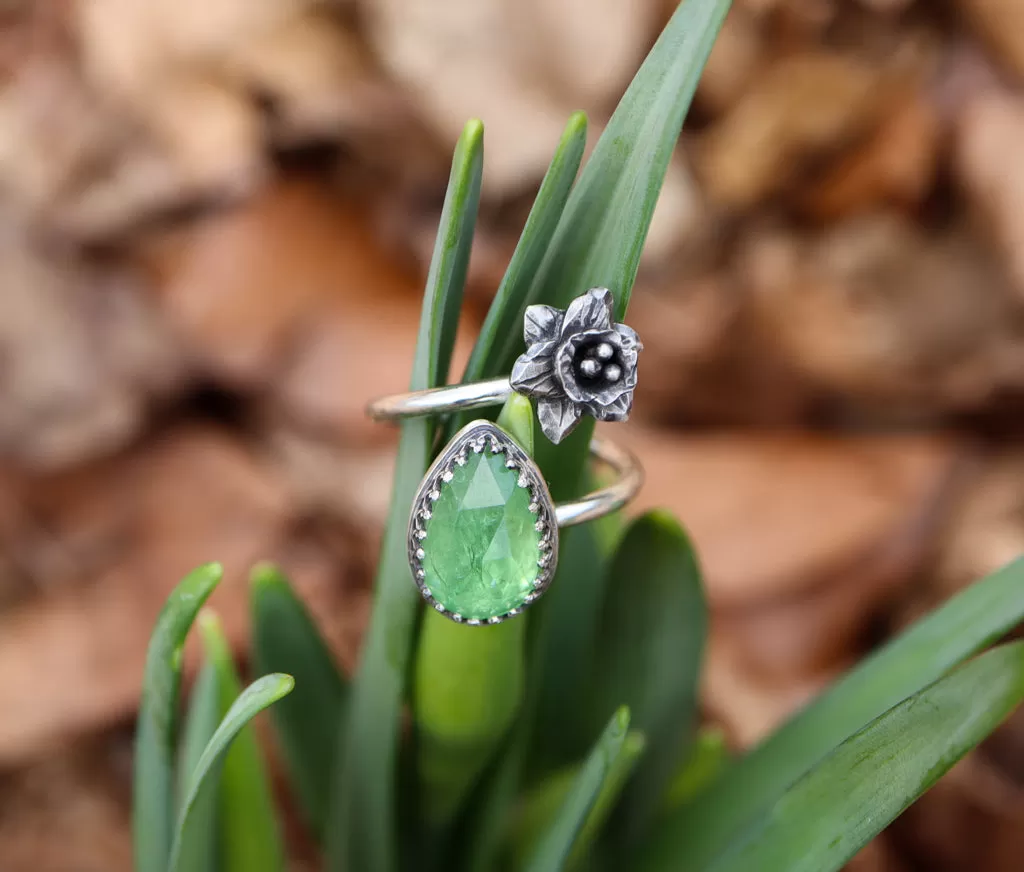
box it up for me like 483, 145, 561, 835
932, 451, 1024, 605
802, 90, 941, 220
696, 52, 892, 210
620, 425, 962, 607
148, 180, 417, 384
956, 92, 1024, 300
0, 426, 362, 764
146, 179, 477, 439
954, 0, 1024, 81
743, 214, 1024, 413
844, 836, 910, 872
704, 624, 831, 747
362, 0, 661, 194
696, 4, 765, 115
0, 739, 133, 872
892, 741, 1024, 872
0, 222, 185, 470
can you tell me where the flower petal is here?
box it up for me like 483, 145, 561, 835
614, 322, 643, 352
537, 397, 583, 444
615, 324, 641, 388
510, 340, 561, 398
553, 333, 592, 403
589, 390, 633, 422
523, 305, 563, 344
561, 287, 613, 338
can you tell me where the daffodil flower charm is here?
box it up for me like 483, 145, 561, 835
509, 287, 643, 444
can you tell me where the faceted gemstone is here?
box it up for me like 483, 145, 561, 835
421, 449, 542, 620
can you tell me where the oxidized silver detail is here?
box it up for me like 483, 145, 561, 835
406, 419, 560, 624
509, 287, 643, 444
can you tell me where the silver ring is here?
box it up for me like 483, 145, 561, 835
368, 376, 515, 421
369, 287, 643, 446
370, 287, 645, 624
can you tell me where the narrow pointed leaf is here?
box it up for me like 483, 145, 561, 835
174, 660, 222, 872
529, 0, 731, 500
511, 731, 645, 872
329, 119, 484, 872
421, 120, 486, 394
463, 720, 531, 872
588, 511, 705, 842
169, 674, 295, 872
536, 0, 730, 317
644, 556, 1024, 870
251, 563, 347, 841
705, 643, 1024, 872
200, 613, 286, 872
524, 707, 632, 872
524, 0, 731, 776
459, 112, 587, 388
529, 522, 612, 774
662, 727, 730, 810
133, 562, 222, 872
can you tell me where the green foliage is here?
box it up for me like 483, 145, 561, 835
251, 563, 347, 839
199, 612, 286, 872
328, 117, 485, 872
132, 3, 1024, 872
170, 673, 294, 872
174, 661, 221, 872
457, 113, 587, 392
134, 562, 222, 872
522, 708, 636, 872
588, 512, 706, 845
643, 554, 1024, 870
704, 642, 1024, 872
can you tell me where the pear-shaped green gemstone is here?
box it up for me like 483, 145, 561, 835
421, 450, 542, 620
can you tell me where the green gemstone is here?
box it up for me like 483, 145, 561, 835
421, 449, 542, 620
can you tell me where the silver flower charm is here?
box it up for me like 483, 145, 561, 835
510, 287, 643, 444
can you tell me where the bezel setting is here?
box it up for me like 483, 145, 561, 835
406, 419, 560, 624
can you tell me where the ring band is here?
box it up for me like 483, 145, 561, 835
367, 381, 643, 526
369, 287, 646, 623
551, 436, 643, 527
367, 376, 515, 421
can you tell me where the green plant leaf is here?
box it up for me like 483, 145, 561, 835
537, 0, 730, 317
251, 563, 347, 841
511, 730, 645, 872
413, 394, 534, 836
522, 0, 731, 786
328, 118, 484, 872
169, 673, 295, 872
643, 555, 1024, 870
705, 642, 1024, 872
529, 521, 613, 774
662, 726, 730, 810
420, 121, 486, 396
463, 722, 531, 872
174, 660, 222, 872
528, 0, 731, 501
200, 612, 286, 872
523, 707, 633, 872
133, 562, 222, 872
458, 112, 587, 390
587, 511, 705, 843
416, 615, 525, 827
495, 392, 536, 461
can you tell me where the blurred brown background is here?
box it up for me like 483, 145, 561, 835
1, 0, 1023, 869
